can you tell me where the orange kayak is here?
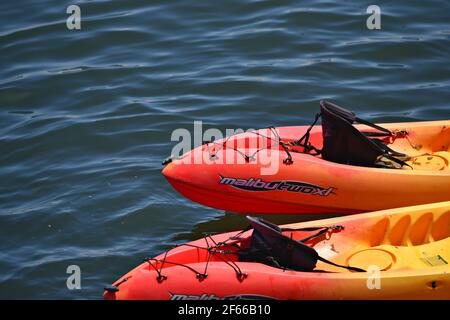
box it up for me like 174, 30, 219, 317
162, 117, 450, 214
104, 201, 450, 300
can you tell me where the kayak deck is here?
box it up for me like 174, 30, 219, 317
310, 208, 450, 272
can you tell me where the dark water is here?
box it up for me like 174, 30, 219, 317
0, 0, 449, 299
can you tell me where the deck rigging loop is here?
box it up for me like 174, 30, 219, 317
143, 229, 252, 283
199, 101, 413, 169
143, 219, 359, 287
203, 123, 322, 166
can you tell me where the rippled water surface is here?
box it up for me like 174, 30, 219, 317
0, 0, 449, 299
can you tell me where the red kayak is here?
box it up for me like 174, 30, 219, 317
162, 101, 450, 214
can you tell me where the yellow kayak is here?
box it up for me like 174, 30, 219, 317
105, 201, 450, 300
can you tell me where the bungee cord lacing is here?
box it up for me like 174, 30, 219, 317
106, 223, 348, 292
205, 118, 322, 165
134, 222, 352, 288
141, 229, 251, 283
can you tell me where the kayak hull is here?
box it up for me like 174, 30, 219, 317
105, 262, 450, 300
